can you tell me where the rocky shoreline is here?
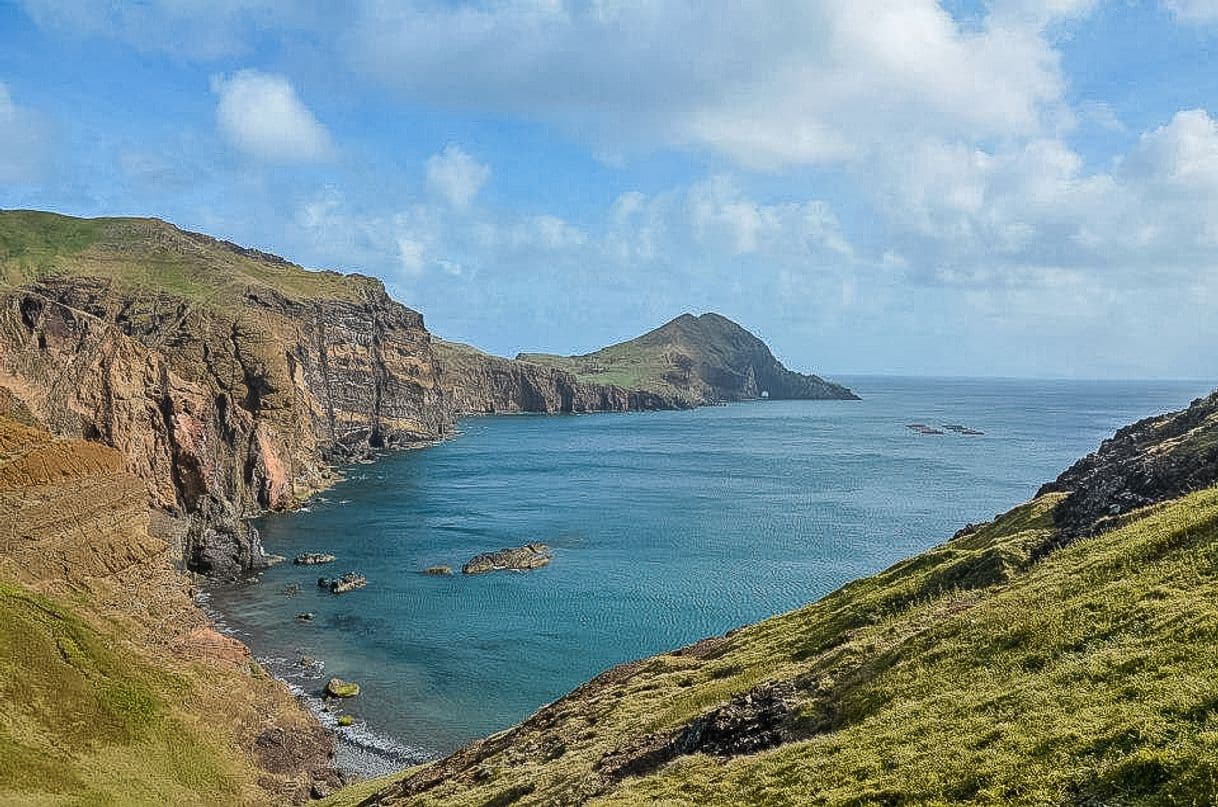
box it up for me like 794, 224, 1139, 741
0, 211, 859, 804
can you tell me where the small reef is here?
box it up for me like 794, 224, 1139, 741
907, 423, 985, 436
462, 543, 553, 575
294, 552, 338, 565
318, 572, 367, 594
942, 424, 985, 435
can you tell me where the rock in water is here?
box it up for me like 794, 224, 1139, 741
462, 543, 552, 575
317, 572, 367, 594
325, 678, 360, 698
294, 552, 337, 565
424, 565, 453, 576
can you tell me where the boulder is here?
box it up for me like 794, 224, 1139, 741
326, 678, 360, 698
294, 553, 337, 566
317, 572, 366, 594
424, 565, 453, 576
462, 543, 552, 575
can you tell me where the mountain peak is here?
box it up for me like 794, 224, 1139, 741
521, 313, 856, 404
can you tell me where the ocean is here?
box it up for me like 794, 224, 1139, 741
204, 376, 1213, 774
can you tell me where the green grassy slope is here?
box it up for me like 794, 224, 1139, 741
0, 581, 254, 807
521, 312, 855, 403
352, 414, 1218, 805
0, 209, 374, 305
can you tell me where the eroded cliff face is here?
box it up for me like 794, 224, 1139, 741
435, 340, 680, 414
0, 415, 338, 804
0, 274, 452, 575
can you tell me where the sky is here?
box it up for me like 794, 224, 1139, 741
2, 1, 1218, 378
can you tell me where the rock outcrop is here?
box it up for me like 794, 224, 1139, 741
325, 678, 361, 698
1036, 389, 1218, 549
461, 543, 553, 574
294, 552, 337, 566
0, 212, 452, 575
319, 572, 367, 594
435, 340, 679, 414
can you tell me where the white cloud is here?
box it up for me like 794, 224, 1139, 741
863, 108, 1218, 289
210, 70, 333, 163
344, 1, 1071, 171
397, 236, 428, 275
425, 145, 490, 209
686, 177, 852, 258
292, 174, 854, 293
0, 82, 49, 184
1163, 0, 1218, 22
530, 215, 586, 250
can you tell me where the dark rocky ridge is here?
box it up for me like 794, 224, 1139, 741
1036, 389, 1218, 549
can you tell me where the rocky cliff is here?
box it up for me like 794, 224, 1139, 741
519, 312, 857, 406
0, 212, 452, 575
1036, 389, 1218, 548
435, 340, 679, 414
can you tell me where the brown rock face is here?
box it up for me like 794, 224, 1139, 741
434, 340, 681, 414
0, 272, 452, 575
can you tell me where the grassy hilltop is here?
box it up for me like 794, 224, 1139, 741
520, 312, 856, 405
0, 209, 377, 305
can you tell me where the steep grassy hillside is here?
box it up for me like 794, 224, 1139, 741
348, 394, 1218, 806
0, 416, 336, 805
520, 312, 856, 405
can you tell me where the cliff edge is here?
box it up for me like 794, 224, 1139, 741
0, 210, 452, 575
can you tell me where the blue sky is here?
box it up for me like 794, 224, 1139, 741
2, 1, 1218, 378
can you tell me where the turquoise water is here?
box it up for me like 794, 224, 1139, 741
206, 376, 1213, 767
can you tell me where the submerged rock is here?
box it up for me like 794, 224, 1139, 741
462, 543, 552, 575
942, 424, 985, 435
326, 677, 360, 698
318, 572, 367, 594
295, 612, 315, 622
293, 552, 337, 566
424, 565, 453, 576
